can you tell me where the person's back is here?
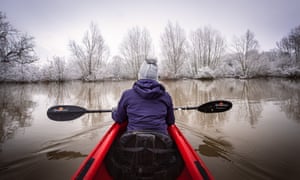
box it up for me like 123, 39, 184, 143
112, 59, 175, 135
109, 59, 181, 178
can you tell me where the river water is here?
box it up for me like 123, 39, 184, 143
0, 79, 299, 180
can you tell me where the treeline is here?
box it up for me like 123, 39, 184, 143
0, 11, 299, 82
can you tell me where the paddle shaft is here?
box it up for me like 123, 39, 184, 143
87, 110, 112, 113
173, 106, 198, 111
47, 100, 232, 121
88, 107, 197, 113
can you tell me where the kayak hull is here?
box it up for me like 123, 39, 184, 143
72, 122, 213, 180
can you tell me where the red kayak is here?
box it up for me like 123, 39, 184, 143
72, 122, 213, 180
47, 101, 231, 179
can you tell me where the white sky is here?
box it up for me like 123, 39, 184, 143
1, 0, 300, 61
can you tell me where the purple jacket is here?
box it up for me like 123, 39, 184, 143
112, 79, 175, 134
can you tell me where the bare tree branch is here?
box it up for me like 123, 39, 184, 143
69, 22, 109, 80
160, 21, 188, 78
231, 29, 259, 77
189, 26, 226, 75
120, 26, 153, 79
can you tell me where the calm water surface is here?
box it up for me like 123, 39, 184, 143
0, 79, 299, 180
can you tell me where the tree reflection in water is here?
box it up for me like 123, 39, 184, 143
0, 84, 35, 144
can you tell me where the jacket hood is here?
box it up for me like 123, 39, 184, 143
133, 79, 165, 99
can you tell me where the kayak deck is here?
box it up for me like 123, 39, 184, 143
72, 122, 213, 180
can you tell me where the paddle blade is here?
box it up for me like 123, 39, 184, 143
47, 105, 87, 121
198, 100, 232, 113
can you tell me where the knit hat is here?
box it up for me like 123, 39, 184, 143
138, 59, 158, 80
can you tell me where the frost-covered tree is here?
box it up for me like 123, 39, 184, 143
189, 26, 226, 76
120, 26, 153, 79
277, 25, 300, 65
108, 55, 129, 79
160, 21, 188, 78
289, 26, 300, 63
277, 37, 292, 58
231, 29, 260, 77
69, 22, 109, 81
40, 56, 82, 81
262, 49, 300, 77
0, 12, 38, 82
47, 56, 66, 81
0, 12, 37, 64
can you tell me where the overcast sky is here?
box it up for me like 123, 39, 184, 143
1, 0, 300, 61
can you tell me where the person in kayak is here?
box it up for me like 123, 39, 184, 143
112, 58, 175, 135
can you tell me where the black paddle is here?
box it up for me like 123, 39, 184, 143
47, 100, 232, 121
